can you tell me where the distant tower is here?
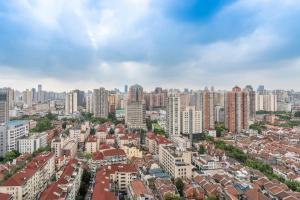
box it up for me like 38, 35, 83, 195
124, 85, 128, 93
0, 89, 9, 124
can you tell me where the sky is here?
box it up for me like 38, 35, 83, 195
0, 0, 300, 92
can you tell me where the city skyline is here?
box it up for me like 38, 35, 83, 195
1, 0, 300, 91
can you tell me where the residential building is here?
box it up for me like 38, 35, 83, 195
85, 135, 99, 153
202, 88, 215, 130
128, 180, 154, 200
166, 95, 181, 137
181, 106, 202, 140
125, 84, 146, 130
149, 87, 168, 110
145, 132, 172, 155
92, 164, 137, 200
121, 145, 143, 159
225, 86, 249, 133
65, 90, 85, 114
256, 92, 278, 112
85, 92, 93, 113
0, 89, 9, 124
244, 85, 256, 122
40, 159, 83, 200
0, 152, 55, 200
159, 145, 193, 179
7, 120, 29, 152
93, 87, 109, 118
17, 132, 47, 154
0, 125, 7, 157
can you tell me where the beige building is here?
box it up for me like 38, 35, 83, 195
85, 135, 99, 153
166, 95, 181, 137
51, 136, 78, 158
0, 152, 55, 200
181, 106, 202, 136
121, 145, 143, 159
159, 145, 193, 179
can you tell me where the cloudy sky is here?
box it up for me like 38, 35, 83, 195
0, 0, 300, 92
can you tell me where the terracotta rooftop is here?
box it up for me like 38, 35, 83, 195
1, 152, 54, 187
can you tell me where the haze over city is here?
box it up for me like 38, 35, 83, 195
1, 0, 300, 91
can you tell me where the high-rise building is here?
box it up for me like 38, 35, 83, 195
22, 89, 33, 108
125, 84, 146, 129
256, 92, 277, 112
202, 88, 215, 130
257, 85, 265, 94
0, 125, 7, 157
65, 90, 85, 114
225, 86, 249, 133
37, 84, 43, 103
125, 85, 128, 93
108, 91, 117, 113
149, 87, 168, 110
128, 84, 143, 102
0, 89, 9, 124
244, 85, 256, 122
166, 95, 181, 137
85, 92, 93, 113
93, 87, 109, 118
181, 106, 202, 140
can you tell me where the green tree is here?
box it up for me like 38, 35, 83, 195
109, 128, 115, 135
4, 150, 21, 162
206, 196, 218, 200
198, 145, 206, 154
62, 122, 67, 129
175, 178, 184, 196
164, 194, 180, 200
294, 111, 300, 118
90, 128, 96, 135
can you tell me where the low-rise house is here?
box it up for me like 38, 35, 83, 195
92, 163, 137, 200
154, 178, 178, 200
145, 132, 172, 155
17, 132, 47, 154
159, 145, 193, 179
91, 148, 127, 168
85, 135, 98, 153
0, 152, 55, 200
121, 145, 143, 159
40, 159, 83, 200
127, 180, 154, 200
183, 183, 205, 200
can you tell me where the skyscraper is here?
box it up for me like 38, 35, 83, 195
244, 85, 256, 122
85, 92, 93, 113
125, 84, 146, 129
202, 88, 215, 130
0, 89, 9, 124
93, 87, 109, 118
124, 85, 128, 93
181, 106, 202, 141
166, 94, 181, 137
225, 86, 249, 133
65, 90, 85, 114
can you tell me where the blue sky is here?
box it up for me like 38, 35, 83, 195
0, 0, 300, 91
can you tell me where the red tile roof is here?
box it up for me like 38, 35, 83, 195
0, 193, 11, 200
40, 159, 79, 200
130, 180, 153, 197
92, 164, 137, 200
102, 149, 126, 157
87, 135, 97, 142
1, 152, 54, 187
